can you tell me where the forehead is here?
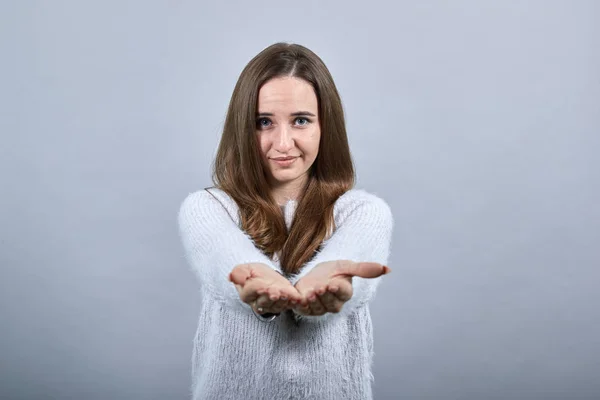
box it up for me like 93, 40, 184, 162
257, 77, 318, 112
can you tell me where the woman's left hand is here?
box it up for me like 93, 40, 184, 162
293, 260, 390, 316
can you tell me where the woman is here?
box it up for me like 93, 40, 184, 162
178, 42, 393, 400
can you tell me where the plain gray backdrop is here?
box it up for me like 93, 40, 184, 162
1, 1, 598, 399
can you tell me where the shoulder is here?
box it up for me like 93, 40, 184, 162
178, 189, 213, 216
178, 187, 240, 226
333, 188, 393, 221
179, 187, 234, 208
323, 188, 393, 240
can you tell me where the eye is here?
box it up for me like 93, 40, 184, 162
295, 117, 311, 126
256, 118, 271, 128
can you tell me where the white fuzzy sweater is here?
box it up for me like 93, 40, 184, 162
177, 187, 393, 400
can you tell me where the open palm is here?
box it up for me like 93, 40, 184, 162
229, 263, 302, 314
294, 260, 391, 316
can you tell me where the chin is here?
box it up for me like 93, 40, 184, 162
270, 171, 304, 183
272, 175, 301, 183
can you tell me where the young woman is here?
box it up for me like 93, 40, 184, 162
178, 42, 394, 400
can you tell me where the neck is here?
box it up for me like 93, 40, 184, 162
270, 176, 308, 206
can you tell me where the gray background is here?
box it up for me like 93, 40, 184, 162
1, 1, 598, 399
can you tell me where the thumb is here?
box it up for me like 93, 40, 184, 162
229, 264, 252, 286
233, 283, 243, 295
338, 262, 391, 279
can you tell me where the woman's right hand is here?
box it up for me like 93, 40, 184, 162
229, 263, 302, 315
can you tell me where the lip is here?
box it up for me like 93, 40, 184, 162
271, 156, 298, 161
271, 157, 298, 167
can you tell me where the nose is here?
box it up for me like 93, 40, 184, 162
273, 125, 294, 152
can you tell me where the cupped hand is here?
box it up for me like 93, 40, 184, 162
293, 260, 391, 316
229, 263, 302, 315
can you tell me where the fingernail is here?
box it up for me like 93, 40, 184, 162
281, 297, 288, 301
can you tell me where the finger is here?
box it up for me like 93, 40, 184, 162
329, 280, 353, 302
337, 262, 390, 279
270, 298, 288, 314
313, 284, 333, 310
280, 286, 303, 304
314, 285, 327, 296
229, 264, 252, 285
294, 303, 311, 315
273, 289, 298, 308
239, 280, 263, 303
252, 299, 269, 314
306, 290, 327, 316
294, 286, 311, 308
234, 283, 243, 295
265, 286, 282, 302
318, 291, 339, 313
293, 283, 317, 311
255, 293, 275, 312
293, 296, 311, 314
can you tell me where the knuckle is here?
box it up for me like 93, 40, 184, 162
257, 298, 269, 308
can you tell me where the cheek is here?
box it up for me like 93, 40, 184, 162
256, 135, 269, 157
306, 132, 320, 157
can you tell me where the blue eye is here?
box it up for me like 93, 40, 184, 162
257, 118, 271, 128
295, 117, 311, 126
256, 116, 312, 129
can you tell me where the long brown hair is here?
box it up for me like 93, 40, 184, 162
212, 42, 355, 275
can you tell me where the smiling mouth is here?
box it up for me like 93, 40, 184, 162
271, 156, 298, 161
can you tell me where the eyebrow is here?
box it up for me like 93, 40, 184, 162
256, 111, 317, 117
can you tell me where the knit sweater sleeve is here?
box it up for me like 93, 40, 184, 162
289, 190, 394, 323
177, 190, 282, 311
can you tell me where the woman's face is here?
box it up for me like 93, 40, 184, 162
256, 76, 321, 190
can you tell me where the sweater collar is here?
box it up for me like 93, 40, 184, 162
281, 199, 298, 231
